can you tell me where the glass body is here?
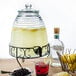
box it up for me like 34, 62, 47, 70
11, 27, 48, 48
9, 5, 49, 58
50, 34, 64, 66
35, 61, 49, 76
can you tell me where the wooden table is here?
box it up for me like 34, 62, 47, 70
0, 58, 63, 76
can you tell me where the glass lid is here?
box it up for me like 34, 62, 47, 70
18, 4, 39, 13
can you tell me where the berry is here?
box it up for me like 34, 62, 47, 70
11, 68, 31, 76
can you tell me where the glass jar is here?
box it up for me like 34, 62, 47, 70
9, 4, 50, 59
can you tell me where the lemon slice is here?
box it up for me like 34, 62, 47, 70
53, 72, 72, 76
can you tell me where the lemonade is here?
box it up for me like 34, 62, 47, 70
10, 27, 49, 58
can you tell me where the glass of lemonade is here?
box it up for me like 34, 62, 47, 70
9, 4, 49, 58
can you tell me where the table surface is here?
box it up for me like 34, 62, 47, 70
0, 58, 64, 76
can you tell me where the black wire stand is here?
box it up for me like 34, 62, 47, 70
9, 44, 50, 59
9, 44, 50, 68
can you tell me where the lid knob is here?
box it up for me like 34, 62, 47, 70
25, 4, 32, 9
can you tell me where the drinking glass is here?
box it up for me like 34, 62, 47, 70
35, 59, 49, 76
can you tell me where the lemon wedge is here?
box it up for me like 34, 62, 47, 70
61, 54, 76, 64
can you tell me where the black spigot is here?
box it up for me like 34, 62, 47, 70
34, 46, 42, 57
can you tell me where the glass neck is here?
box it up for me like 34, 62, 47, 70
54, 34, 59, 39
18, 12, 39, 17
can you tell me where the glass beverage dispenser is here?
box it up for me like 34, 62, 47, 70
9, 4, 50, 59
